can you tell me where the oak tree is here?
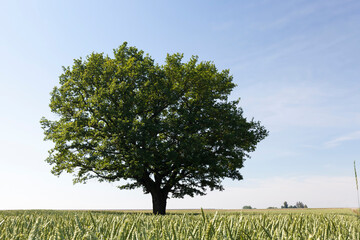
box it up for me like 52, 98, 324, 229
41, 43, 268, 214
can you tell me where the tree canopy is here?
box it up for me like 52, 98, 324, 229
41, 42, 268, 214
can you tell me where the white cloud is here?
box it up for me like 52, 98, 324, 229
233, 80, 360, 134
238, 84, 334, 130
325, 131, 360, 148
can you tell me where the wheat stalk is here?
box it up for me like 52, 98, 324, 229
354, 161, 360, 216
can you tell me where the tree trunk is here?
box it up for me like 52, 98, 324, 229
151, 189, 168, 215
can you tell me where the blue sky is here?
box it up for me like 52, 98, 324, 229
1, 0, 359, 209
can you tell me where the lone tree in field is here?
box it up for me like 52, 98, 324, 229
41, 43, 268, 215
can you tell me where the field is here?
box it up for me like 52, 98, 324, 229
0, 208, 359, 239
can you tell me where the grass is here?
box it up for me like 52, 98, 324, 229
0, 208, 359, 239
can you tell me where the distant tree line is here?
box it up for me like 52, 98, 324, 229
281, 201, 308, 209
242, 201, 308, 210
242, 205, 254, 209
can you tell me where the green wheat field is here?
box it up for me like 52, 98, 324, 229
0, 208, 359, 239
